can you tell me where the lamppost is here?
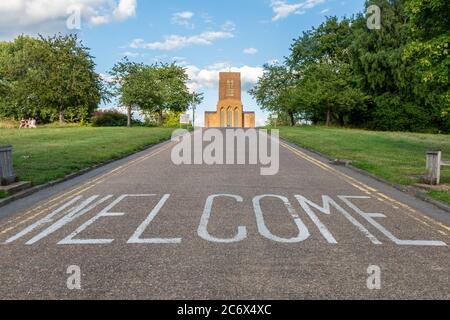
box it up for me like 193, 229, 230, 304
192, 93, 196, 128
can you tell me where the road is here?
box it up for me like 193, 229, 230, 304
0, 129, 449, 299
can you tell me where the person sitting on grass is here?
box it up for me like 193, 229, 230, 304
29, 119, 37, 129
19, 118, 37, 129
19, 119, 27, 129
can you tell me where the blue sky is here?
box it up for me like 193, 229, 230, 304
0, 0, 364, 126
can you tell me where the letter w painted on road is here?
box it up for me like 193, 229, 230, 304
5, 195, 113, 245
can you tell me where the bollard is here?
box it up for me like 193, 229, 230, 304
0, 145, 16, 186
425, 150, 441, 185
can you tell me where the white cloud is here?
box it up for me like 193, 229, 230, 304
243, 47, 258, 55
174, 11, 194, 19
122, 51, 141, 57
90, 15, 110, 25
171, 11, 195, 29
172, 56, 187, 62
271, 0, 325, 21
129, 31, 234, 51
113, 0, 136, 21
221, 20, 236, 32
0, 0, 137, 38
186, 64, 263, 92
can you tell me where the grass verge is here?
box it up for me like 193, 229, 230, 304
0, 127, 175, 187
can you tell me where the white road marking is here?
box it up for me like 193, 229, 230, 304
295, 195, 382, 245
295, 195, 338, 244
127, 194, 182, 244
25, 195, 113, 245
198, 194, 247, 243
339, 196, 447, 247
4, 196, 83, 244
253, 195, 310, 243
4, 193, 447, 247
59, 195, 154, 245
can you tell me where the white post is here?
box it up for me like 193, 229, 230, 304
425, 151, 441, 185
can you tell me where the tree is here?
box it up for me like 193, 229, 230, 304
287, 16, 365, 126
404, 0, 450, 130
347, 0, 446, 132
40, 34, 104, 124
0, 36, 47, 120
253, 1, 448, 132
0, 34, 104, 123
109, 61, 192, 126
150, 63, 191, 124
300, 62, 366, 126
109, 58, 149, 127
249, 63, 299, 126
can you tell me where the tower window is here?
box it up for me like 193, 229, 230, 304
226, 80, 235, 97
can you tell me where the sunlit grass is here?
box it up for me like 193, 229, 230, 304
0, 127, 174, 186
279, 126, 450, 205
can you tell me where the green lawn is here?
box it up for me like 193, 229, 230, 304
278, 126, 450, 205
0, 127, 175, 186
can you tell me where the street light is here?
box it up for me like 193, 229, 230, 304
192, 93, 196, 128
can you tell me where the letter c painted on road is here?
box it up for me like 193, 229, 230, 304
198, 194, 247, 243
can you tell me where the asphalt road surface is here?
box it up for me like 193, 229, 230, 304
0, 129, 449, 299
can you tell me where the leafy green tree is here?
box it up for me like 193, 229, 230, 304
109, 60, 192, 126
348, 0, 445, 131
39, 34, 104, 124
287, 16, 365, 126
109, 58, 152, 127
151, 63, 192, 124
249, 64, 299, 126
301, 62, 366, 126
0, 36, 46, 119
0, 34, 104, 123
289, 16, 353, 67
404, 0, 450, 129
253, 0, 448, 132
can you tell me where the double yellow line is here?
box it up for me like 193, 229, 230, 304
0, 142, 174, 237
280, 141, 450, 238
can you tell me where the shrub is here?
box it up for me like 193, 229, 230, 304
91, 110, 128, 127
0, 118, 19, 129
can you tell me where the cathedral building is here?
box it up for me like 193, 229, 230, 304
204, 72, 255, 128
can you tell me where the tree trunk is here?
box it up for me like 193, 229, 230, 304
326, 109, 331, 127
289, 112, 295, 127
127, 106, 132, 128
159, 110, 164, 126
59, 109, 65, 125
338, 114, 345, 127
